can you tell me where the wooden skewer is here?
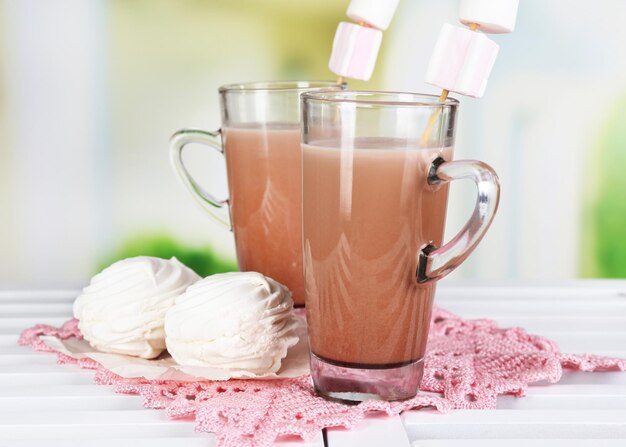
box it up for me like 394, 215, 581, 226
420, 92, 448, 147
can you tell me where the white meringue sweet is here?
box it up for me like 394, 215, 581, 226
164, 272, 299, 375
73, 256, 200, 359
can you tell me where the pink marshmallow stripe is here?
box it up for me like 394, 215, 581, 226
425, 23, 499, 98
329, 22, 382, 81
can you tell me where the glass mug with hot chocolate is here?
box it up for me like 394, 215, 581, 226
301, 90, 500, 402
169, 81, 344, 306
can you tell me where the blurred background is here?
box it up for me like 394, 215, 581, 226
0, 0, 624, 288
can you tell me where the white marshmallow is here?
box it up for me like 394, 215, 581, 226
73, 257, 200, 359
329, 22, 383, 81
165, 272, 299, 375
459, 0, 519, 34
346, 0, 400, 31
425, 24, 499, 98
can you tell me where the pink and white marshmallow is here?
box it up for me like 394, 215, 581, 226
459, 0, 520, 34
346, 0, 400, 31
329, 22, 382, 81
425, 24, 499, 98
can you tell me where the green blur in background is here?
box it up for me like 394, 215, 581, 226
583, 96, 626, 278
101, 0, 626, 280
96, 0, 382, 279
1, 0, 625, 285
99, 234, 238, 277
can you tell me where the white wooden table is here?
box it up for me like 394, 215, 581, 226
1, 281, 625, 446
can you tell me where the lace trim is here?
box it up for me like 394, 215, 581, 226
19, 308, 625, 447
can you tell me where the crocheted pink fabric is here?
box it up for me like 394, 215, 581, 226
19, 307, 626, 447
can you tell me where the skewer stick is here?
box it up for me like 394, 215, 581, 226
337, 76, 344, 85
438, 89, 449, 103
419, 23, 478, 146
419, 90, 448, 147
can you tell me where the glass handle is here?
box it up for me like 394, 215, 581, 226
416, 157, 500, 284
168, 129, 231, 230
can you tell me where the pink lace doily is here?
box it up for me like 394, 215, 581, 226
19, 307, 625, 447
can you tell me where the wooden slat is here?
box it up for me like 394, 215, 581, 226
436, 301, 626, 317
0, 363, 95, 374
6, 440, 214, 447
0, 346, 50, 356
438, 281, 626, 297
0, 384, 130, 397
0, 302, 75, 316
467, 316, 626, 333
0, 334, 20, 348
0, 317, 70, 332
496, 384, 626, 410
0, 371, 96, 386
0, 353, 70, 366
1, 285, 624, 447
327, 415, 411, 447
0, 289, 325, 446
402, 409, 626, 439
0, 410, 324, 445
0, 410, 209, 439
411, 440, 626, 447
0, 394, 146, 412
326, 283, 626, 446
495, 394, 626, 410
2, 436, 323, 447
0, 290, 77, 302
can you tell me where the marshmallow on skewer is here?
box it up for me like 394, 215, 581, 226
346, 0, 400, 31
425, 23, 499, 98
459, 0, 520, 34
329, 22, 383, 81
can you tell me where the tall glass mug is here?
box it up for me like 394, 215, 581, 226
301, 91, 500, 402
169, 81, 343, 306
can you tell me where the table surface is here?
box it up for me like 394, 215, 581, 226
1, 281, 625, 447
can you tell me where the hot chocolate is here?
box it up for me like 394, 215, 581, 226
223, 126, 304, 305
302, 140, 453, 366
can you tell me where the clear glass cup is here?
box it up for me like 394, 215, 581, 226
301, 90, 500, 402
169, 81, 344, 306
